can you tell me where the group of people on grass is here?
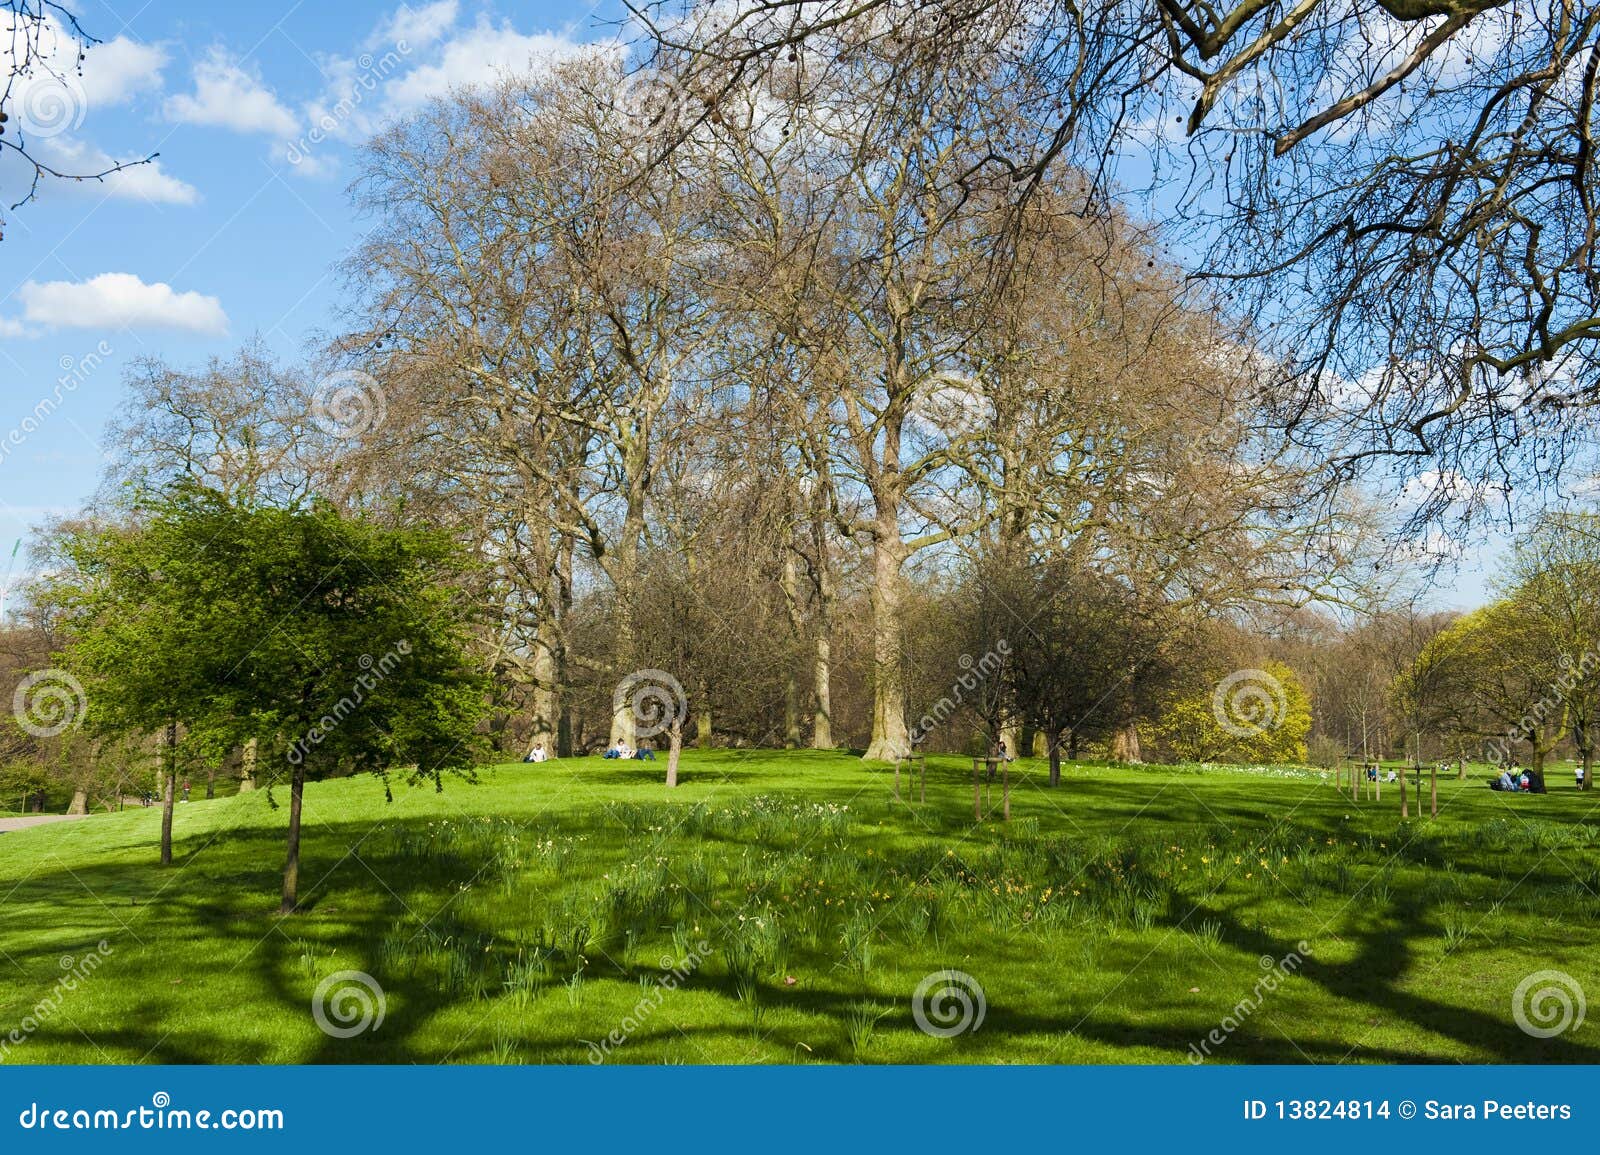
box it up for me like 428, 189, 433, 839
1490, 761, 1548, 793
603, 739, 656, 761
522, 738, 657, 762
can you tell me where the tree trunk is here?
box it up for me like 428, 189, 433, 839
555, 534, 575, 758
1110, 723, 1141, 763
1000, 722, 1021, 766
1047, 730, 1062, 787
862, 530, 909, 762
696, 682, 713, 749
68, 789, 87, 815
281, 756, 307, 914
239, 737, 257, 792
206, 766, 215, 800
812, 627, 833, 748
609, 437, 649, 748
1399, 758, 1409, 819
665, 718, 682, 788
160, 720, 177, 866
782, 552, 802, 748
528, 625, 559, 757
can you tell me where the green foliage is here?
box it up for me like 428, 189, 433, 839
54, 485, 490, 790
2, 748, 1596, 1064
1152, 660, 1312, 763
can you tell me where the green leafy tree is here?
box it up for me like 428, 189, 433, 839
1154, 659, 1312, 765
56, 487, 489, 908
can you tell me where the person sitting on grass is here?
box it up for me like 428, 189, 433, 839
634, 742, 656, 760
1385, 768, 1398, 783
524, 742, 547, 764
602, 741, 623, 760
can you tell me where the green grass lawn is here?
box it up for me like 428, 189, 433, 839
1, 749, 1597, 1064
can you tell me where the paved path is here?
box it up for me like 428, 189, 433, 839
0, 814, 86, 833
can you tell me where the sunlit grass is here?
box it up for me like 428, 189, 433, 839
0, 750, 1596, 1064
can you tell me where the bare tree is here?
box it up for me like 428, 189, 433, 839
646, 0, 1600, 537
2, 2, 153, 235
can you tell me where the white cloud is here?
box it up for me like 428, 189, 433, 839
368, 0, 460, 51
165, 47, 298, 137
284, 4, 589, 178
9, 274, 228, 335
382, 17, 587, 114
76, 33, 168, 106
33, 138, 198, 205
0, 13, 165, 154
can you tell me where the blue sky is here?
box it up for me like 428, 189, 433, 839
0, 0, 1495, 612
0, 0, 620, 583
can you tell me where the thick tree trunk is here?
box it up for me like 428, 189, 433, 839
528, 626, 559, 756
68, 789, 87, 815
1047, 730, 1062, 787
782, 552, 803, 748
160, 720, 177, 866
1000, 722, 1021, 766
1110, 723, 1141, 763
812, 632, 833, 748
555, 534, 575, 758
281, 757, 307, 914
665, 718, 682, 788
812, 581, 834, 748
609, 438, 649, 747
239, 737, 257, 792
862, 530, 909, 762
696, 690, 712, 749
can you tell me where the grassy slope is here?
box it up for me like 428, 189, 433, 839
0, 749, 1596, 1065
